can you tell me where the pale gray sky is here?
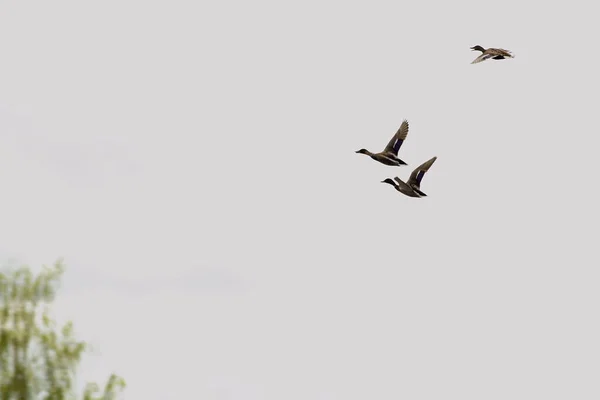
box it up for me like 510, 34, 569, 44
1, 0, 599, 399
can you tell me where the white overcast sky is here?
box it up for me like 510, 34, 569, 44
1, 0, 600, 399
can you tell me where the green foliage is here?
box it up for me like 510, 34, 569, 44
82, 375, 126, 400
0, 260, 125, 400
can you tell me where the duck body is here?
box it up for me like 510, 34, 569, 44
358, 150, 407, 166
356, 119, 410, 167
384, 178, 422, 197
470, 45, 514, 64
374, 153, 408, 166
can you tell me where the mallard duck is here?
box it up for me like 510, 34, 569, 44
381, 156, 437, 198
356, 120, 410, 166
470, 45, 514, 64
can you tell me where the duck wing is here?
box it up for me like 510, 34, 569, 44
383, 120, 409, 155
407, 157, 437, 189
488, 48, 513, 57
471, 53, 494, 64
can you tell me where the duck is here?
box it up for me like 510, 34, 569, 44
356, 120, 410, 166
470, 45, 514, 64
381, 156, 437, 198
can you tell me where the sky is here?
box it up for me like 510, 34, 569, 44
1, 0, 600, 399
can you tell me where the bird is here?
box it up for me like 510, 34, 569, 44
381, 156, 437, 198
355, 120, 410, 166
470, 45, 514, 64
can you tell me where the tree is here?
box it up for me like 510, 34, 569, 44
0, 259, 125, 400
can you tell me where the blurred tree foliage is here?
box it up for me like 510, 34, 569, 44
0, 259, 125, 400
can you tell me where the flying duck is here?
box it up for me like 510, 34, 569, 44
356, 120, 410, 166
470, 45, 514, 64
381, 156, 437, 198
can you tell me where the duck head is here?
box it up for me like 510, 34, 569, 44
470, 45, 485, 52
381, 178, 396, 186
355, 149, 369, 155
